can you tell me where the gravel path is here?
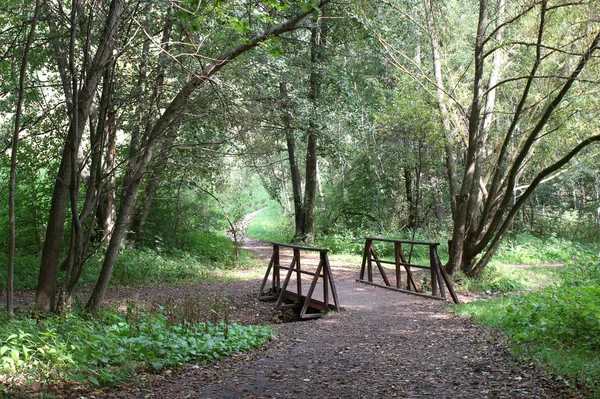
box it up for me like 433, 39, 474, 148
84, 237, 581, 399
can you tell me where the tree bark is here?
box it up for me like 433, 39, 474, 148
301, 11, 328, 242
280, 80, 305, 239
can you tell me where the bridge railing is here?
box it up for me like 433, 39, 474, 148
258, 242, 342, 319
357, 237, 459, 304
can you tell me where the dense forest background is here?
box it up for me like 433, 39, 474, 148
1, 0, 600, 314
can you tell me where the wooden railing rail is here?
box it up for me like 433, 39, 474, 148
258, 242, 342, 319
357, 237, 459, 304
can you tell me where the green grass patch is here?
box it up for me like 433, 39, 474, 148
245, 202, 293, 243
493, 233, 597, 265
453, 264, 562, 294
0, 309, 273, 394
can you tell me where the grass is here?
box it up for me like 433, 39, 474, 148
245, 201, 293, 243
493, 233, 597, 265
452, 264, 562, 294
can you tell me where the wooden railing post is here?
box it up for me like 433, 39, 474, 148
273, 243, 280, 293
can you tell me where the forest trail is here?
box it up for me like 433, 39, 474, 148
94, 224, 578, 399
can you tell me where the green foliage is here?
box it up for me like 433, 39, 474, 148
455, 287, 600, 395
0, 254, 40, 291
505, 286, 600, 352
559, 257, 600, 287
0, 309, 273, 392
314, 229, 366, 255
455, 257, 600, 396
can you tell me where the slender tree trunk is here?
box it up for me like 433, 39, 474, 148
301, 11, 328, 241
280, 80, 305, 239
97, 108, 117, 242
86, 173, 142, 313
8, 0, 41, 314
404, 168, 414, 227
430, 175, 446, 224
129, 124, 179, 245
36, 0, 125, 311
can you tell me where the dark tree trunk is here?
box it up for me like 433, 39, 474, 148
280, 80, 305, 239
97, 108, 117, 243
404, 169, 415, 228
129, 124, 179, 246
36, 0, 125, 311
36, 144, 73, 311
300, 11, 328, 242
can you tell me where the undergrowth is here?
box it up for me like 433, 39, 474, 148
455, 259, 600, 397
0, 304, 273, 395
0, 231, 264, 292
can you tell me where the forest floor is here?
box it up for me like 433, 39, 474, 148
71, 234, 588, 399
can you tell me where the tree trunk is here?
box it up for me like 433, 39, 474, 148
8, 0, 41, 314
301, 11, 328, 241
86, 174, 141, 313
36, 145, 72, 311
280, 80, 305, 239
97, 108, 117, 243
36, 0, 125, 311
129, 124, 179, 246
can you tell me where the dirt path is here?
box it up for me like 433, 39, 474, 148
87, 234, 581, 399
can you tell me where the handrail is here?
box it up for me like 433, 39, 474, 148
257, 242, 342, 319
270, 242, 329, 252
364, 237, 440, 246
357, 237, 459, 304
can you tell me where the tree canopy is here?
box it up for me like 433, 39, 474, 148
2, 0, 600, 313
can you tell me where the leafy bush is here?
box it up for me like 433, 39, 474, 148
559, 258, 600, 287
504, 286, 600, 351
315, 230, 366, 255
0, 309, 273, 391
